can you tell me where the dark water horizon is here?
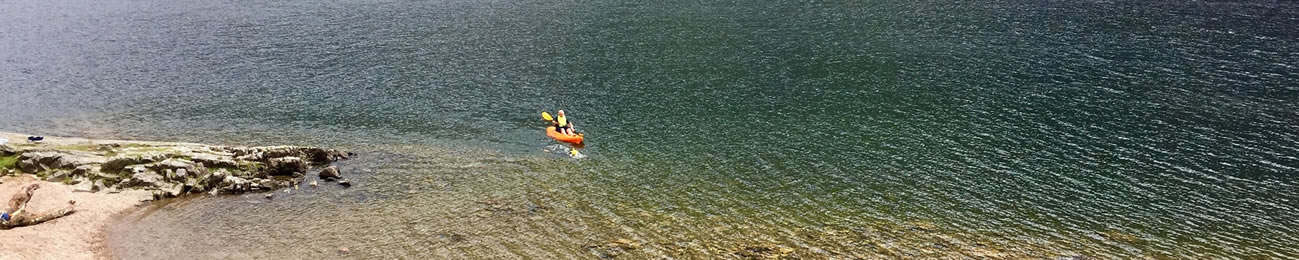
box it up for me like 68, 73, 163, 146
3, 0, 1298, 258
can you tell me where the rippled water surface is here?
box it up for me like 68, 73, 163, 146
3, 0, 1298, 258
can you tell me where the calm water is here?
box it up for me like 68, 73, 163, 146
3, 0, 1298, 258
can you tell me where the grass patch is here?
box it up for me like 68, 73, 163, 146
0, 154, 18, 170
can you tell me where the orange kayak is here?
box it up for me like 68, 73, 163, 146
546, 126, 584, 144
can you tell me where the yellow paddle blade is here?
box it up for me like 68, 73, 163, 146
541, 112, 553, 121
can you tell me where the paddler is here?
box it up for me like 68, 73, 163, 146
553, 110, 576, 135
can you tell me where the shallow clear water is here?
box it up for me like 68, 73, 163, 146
3, 0, 1298, 258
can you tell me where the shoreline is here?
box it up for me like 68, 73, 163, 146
0, 132, 350, 259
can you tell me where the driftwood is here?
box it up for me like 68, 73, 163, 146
1, 184, 77, 229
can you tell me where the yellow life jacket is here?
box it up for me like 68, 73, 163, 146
556, 115, 568, 127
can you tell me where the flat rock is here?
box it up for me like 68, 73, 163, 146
148, 158, 195, 172
44, 170, 72, 181
18, 151, 64, 167
0, 144, 15, 155
190, 153, 238, 168
103, 153, 167, 170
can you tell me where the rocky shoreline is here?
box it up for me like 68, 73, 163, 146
0, 131, 357, 259
0, 132, 352, 200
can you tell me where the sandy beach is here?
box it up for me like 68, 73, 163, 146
0, 175, 151, 260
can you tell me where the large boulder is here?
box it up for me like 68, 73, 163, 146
204, 170, 228, 190
18, 158, 43, 173
19, 151, 101, 170
53, 153, 103, 169
19, 151, 61, 164
318, 166, 341, 180
220, 175, 251, 191
174, 168, 189, 181
123, 166, 165, 188
266, 157, 307, 177
156, 183, 185, 198
18, 151, 63, 171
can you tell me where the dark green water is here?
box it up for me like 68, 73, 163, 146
3, 0, 1298, 258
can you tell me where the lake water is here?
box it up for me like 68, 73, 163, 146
2, 0, 1297, 258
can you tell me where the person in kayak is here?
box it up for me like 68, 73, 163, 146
553, 110, 576, 135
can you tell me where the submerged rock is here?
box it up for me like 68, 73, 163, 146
318, 166, 341, 180
734, 245, 795, 259
585, 238, 643, 258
